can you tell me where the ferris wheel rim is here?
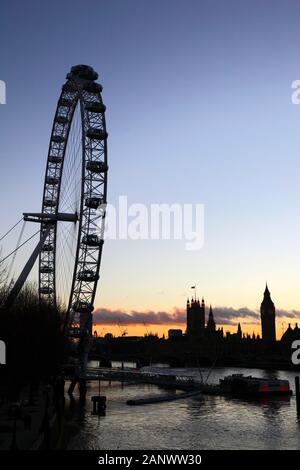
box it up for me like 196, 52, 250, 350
38, 65, 108, 335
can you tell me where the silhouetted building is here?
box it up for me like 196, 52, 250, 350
168, 329, 183, 339
186, 300, 224, 343
186, 297, 205, 338
260, 284, 276, 344
174, 284, 299, 366
225, 323, 243, 340
206, 305, 216, 332
237, 322, 242, 339
280, 323, 300, 356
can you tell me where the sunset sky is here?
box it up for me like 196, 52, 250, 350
1, 0, 300, 339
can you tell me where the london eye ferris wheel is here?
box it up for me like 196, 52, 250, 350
22, 64, 109, 339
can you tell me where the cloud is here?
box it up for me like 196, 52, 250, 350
275, 309, 300, 319
212, 307, 260, 325
92, 305, 300, 327
92, 308, 185, 325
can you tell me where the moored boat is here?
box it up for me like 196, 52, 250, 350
219, 374, 292, 397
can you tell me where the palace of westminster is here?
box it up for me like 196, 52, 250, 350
93, 284, 300, 366
167, 284, 300, 359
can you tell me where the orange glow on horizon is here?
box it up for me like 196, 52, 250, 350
93, 317, 298, 340
92, 322, 285, 340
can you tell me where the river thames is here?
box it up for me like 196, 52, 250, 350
65, 364, 300, 450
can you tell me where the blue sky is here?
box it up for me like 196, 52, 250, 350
0, 0, 300, 330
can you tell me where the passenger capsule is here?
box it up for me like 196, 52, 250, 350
70, 65, 98, 81
59, 98, 73, 107
85, 197, 103, 209
86, 161, 108, 173
85, 102, 106, 113
62, 82, 77, 92
86, 128, 108, 141
39, 287, 54, 294
81, 234, 103, 247
56, 115, 69, 125
48, 155, 63, 164
40, 265, 53, 273
44, 198, 56, 207
82, 82, 103, 93
77, 270, 99, 282
52, 135, 65, 144
46, 176, 59, 185
42, 244, 53, 252
72, 301, 94, 313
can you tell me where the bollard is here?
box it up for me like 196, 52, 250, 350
295, 377, 300, 415
91, 395, 106, 415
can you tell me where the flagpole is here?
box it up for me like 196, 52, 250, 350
191, 285, 197, 301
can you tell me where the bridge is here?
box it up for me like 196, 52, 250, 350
64, 366, 200, 392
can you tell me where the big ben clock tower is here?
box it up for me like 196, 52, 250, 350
260, 284, 276, 344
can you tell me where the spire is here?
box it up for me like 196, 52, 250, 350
207, 304, 216, 331
261, 282, 275, 309
264, 283, 270, 296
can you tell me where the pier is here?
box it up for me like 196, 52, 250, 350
65, 366, 199, 392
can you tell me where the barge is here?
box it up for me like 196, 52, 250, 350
219, 374, 292, 397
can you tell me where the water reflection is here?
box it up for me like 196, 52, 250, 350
65, 366, 300, 450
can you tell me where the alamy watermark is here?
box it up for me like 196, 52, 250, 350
291, 80, 300, 104
291, 340, 300, 365
0, 340, 6, 365
97, 196, 204, 251
0, 80, 6, 104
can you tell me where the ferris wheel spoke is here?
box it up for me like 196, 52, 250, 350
59, 160, 83, 210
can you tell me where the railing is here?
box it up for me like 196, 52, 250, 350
75, 367, 197, 389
